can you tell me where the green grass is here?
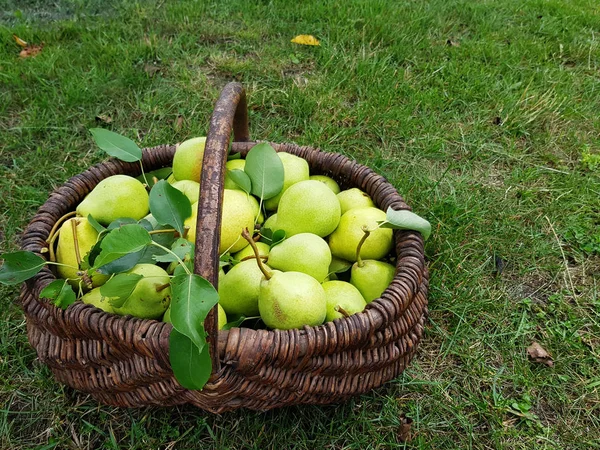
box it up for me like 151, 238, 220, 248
1, 0, 599, 448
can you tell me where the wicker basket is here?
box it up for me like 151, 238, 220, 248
19, 82, 428, 413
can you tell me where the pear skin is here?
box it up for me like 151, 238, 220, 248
218, 259, 270, 316
350, 260, 395, 303
264, 152, 310, 211
322, 281, 366, 321
80, 287, 115, 313
172, 137, 207, 181
337, 188, 375, 215
267, 233, 332, 282
113, 264, 171, 320
224, 159, 246, 190
309, 175, 340, 194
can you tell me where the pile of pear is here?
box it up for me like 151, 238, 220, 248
52, 137, 397, 332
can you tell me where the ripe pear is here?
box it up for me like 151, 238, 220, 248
267, 233, 332, 282
80, 287, 114, 313
184, 189, 255, 253
171, 180, 200, 205
337, 188, 374, 215
76, 175, 149, 225
264, 152, 310, 211
258, 270, 326, 330
164, 303, 227, 330
224, 159, 246, 190
350, 260, 395, 303
219, 259, 271, 316
233, 241, 270, 262
322, 281, 366, 321
113, 264, 171, 319
263, 213, 278, 231
277, 180, 341, 237
172, 136, 206, 181
309, 175, 340, 194
56, 217, 109, 289
328, 207, 392, 262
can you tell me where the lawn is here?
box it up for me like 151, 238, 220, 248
1, 0, 599, 448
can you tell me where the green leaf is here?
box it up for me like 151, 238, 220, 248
173, 259, 194, 277
89, 128, 142, 162
222, 315, 257, 330
96, 251, 143, 275
227, 169, 252, 194
153, 238, 192, 263
87, 214, 106, 234
169, 329, 212, 390
0, 251, 46, 285
244, 143, 284, 200
40, 279, 77, 309
136, 167, 173, 188
381, 207, 432, 240
269, 230, 286, 249
328, 256, 352, 274
149, 180, 192, 236
100, 273, 143, 308
107, 217, 138, 230
227, 152, 242, 161
93, 224, 152, 269
170, 273, 219, 351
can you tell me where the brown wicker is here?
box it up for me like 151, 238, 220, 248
19, 83, 429, 413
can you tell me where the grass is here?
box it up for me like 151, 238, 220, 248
1, 0, 599, 448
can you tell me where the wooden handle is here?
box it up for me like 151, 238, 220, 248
194, 82, 249, 374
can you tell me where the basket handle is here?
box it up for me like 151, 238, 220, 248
194, 82, 249, 373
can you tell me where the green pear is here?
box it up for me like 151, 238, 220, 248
263, 213, 278, 231
267, 233, 332, 282
76, 175, 149, 225
258, 270, 326, 330
233, 241, 270, 262
184, 189, 255, 253
337, 188, 375, 215
224, 159, 246, 190
172, 136, 206, 181
164, 303, 227, 330
247, 194, 265, 225
218, 259, 271, 316
113, 264, 171, 319
80, 287, 114, 313
277, 180, 341, 237
328, 207, 392, 262
322, 281, 366, 321
56, 217, 109, 289
171, 180, 200, 205
166, 173, 177, 184
309, 175, 340, 194
350, 260, 395, 303
264, 152, 310, 211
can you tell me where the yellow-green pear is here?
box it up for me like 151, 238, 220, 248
172, 136, 206, 181
350, 260, 395, 303
309, 175, 340, 194
263, 213, 278, 231
233, 242, 270, 262
264, 152, 310, 211
80, 287, 114, 313
164, 303, 227, 330
224, 159, 246, 190
247, 195, 265, 225
267, 233, 332, 282
323, 281, 366, 321
337, 188, 375, 215
56, 217, 109, 289
328, 207, 392, 262
184, 190, 255, 253
258, 270, 326, 330
219, 259, 271, 316
171, 180, 200, 205
113, 264, 171, 320
76, 175, 149, 225
276, 180, 341, 237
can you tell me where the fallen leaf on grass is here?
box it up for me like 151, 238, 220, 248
95, 114, 113, 124
19, 44, 44, 58
291, 35, 320, 46
446, 39, 460, 47
397, 414, 413, 443
174, 115, 184, 131
144, 63, 161, 77
527, 342, 554, 367
13, 34, 28, 47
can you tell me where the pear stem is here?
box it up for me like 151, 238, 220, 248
71, 218, 82, 266
335, 305, 351, 318
355, 226, 370, 268
241, 228, 271, 280
156, 282, 171, 292
148, 228, 179, 237
139, 161, 150, 188
46, 211, 77, 245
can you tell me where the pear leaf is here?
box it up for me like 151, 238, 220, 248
101, 273, 143, 308
0, 251, 46, 285
96, 251, 143, 275
173, 259, 194, 277
381, 207, 432, 241
93, 224, 152, 269
136, 167, 173, 187
329, 256, 352, 274
149, 180, 192, 236
153, 238, 193, 263
244, 143, 284, 200
170, 273, 219, 351
169, 329, 212, 390
40, 279, 77, 309
227, 169, 252, 194
269, 230, 286, 249
227, 152, 242, 161
222, 315, 254, 330
89, 128, 142, 162
87, 214, 106, 234
219, 253, 235, 268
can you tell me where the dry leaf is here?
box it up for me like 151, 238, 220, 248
19, 44, 44, 58
397, 414, 413, 443
291, 35, 320, 46
95, 114, 112, 124
144, 63, 161, 77
13, 34, 28, 47
174, 115, 184, 131
446, 39, 460, 47
527, 342, 554, 367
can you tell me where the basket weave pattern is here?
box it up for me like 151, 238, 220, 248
19, 84, 428, 413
